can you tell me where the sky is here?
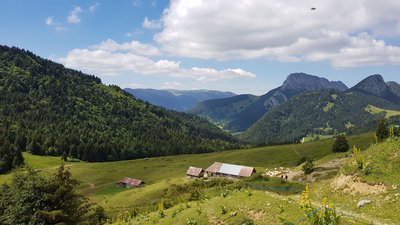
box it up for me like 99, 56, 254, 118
1, 0, 400, 95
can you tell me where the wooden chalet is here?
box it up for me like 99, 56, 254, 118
186, 166, 204, 178
116, 177, 144, 188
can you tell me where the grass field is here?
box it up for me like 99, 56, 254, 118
0, 133, 375, 218
365, 104, 400, 118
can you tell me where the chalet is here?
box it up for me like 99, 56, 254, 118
205, 162, 256, 178
116, 177, 144, 188
186, 166, 204, 178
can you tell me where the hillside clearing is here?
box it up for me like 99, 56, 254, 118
365, 105, 400, 118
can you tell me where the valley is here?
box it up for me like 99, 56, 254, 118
2, 1, 400, 224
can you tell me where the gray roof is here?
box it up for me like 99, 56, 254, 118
205, 162, 256, 177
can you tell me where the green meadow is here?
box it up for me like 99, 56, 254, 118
0, 133, 374, 217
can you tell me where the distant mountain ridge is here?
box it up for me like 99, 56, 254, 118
124, 88, 236, 111
241, 74, 400, 145
350, 74, 400, 102
190, 73, 348, 132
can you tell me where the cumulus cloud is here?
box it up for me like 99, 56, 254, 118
67, 6, 82, 24
142, 17, 162, 29
91, 39, 162, 56
59, 39, 255, 82
155, 0, 400, 68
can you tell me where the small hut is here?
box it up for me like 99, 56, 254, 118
186, 166, 204, 178
115, 177, 144, 188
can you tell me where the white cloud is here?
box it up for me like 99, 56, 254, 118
59, 39, 256, 82
162, 81, 181, 89
67, 6, 82, 24
45, 16, 68, 31
142, 17, 162, 29
155, 0, 400, 68
91, 39, 161, 56
45, 16, 54, 26
89, 3, 99, 13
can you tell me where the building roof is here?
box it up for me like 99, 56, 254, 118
205, 162, 223, 173
205, 162, 255, 177
186, 166, 204, 177
116, 177, 144, 187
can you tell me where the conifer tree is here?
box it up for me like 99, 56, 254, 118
375, 118, 389, 142
332, 134, 349, 152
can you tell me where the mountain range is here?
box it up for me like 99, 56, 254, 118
242, 74, 400, 144
124, 88, 235, 112
189, 73, 348, 132
190, 73, 400, 144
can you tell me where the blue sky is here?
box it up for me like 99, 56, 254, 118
1, 0, 399, 95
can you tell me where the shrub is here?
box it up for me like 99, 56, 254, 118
301, 186, 340, 225
332, 135, 349, 153
302, 158, 315, 175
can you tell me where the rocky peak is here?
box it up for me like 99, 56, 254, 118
351, 75, 400, 102
351, 75, 388, 96
281, 73, 348, 92
387, 81, 400, 97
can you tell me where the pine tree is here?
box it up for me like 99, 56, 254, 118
332, 135, 349, 153
375, 118, 389, 142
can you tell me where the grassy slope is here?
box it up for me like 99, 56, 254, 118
127, 135, 400, 225
0, 133, 374, 218
309, 138, 400, 225
365, 104, 400, 118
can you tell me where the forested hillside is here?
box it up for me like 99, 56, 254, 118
241, 89, 400, 145
0, 46, 237, 169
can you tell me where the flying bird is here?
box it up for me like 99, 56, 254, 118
310, 7, 316, 10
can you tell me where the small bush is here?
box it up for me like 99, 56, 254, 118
296, 156, 308, 166
332, 135, 349, 153
220, 206, 227, 215
302, 158, 315, 175
188, 189, 200, 201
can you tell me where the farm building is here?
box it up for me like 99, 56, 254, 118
186, 166, 204, 178
116, 177, 144, 188
205, 162, 256, 178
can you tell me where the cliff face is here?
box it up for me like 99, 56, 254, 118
387, 81, 400, 98
281, 73, 348, 92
